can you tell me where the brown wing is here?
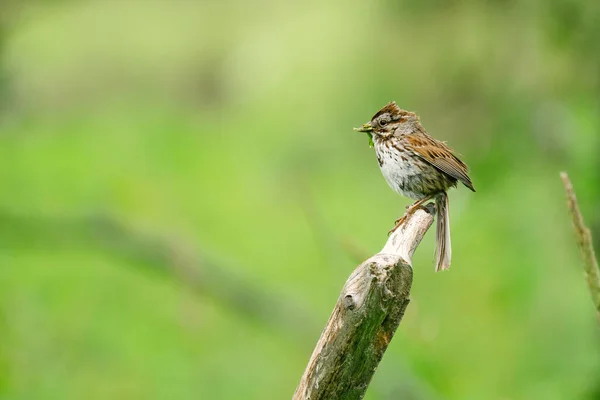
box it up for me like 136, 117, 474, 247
405, 133, 475, 192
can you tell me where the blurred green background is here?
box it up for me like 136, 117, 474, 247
1, 0, 599, 399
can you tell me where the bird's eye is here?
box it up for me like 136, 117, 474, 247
379, 118, 388, 127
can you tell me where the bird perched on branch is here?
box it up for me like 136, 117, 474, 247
355, 102, 475, 271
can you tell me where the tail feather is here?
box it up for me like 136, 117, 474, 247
435, 192, 451, 272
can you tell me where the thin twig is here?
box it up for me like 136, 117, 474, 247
560, 172, 600, 324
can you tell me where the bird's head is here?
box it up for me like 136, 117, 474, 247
354, 102, 419, 146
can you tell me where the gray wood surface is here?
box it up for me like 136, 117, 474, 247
294, 204, 435, 399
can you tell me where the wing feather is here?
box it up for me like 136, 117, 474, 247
405, 134, 475, 192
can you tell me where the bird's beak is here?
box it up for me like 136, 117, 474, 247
353, 123, 373, 133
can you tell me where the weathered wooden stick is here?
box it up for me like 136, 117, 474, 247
294, 204, 435, 400
560, 172, 600, 324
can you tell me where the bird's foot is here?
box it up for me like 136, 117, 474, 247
389, 199, 432, 235
388, 216, 406, 235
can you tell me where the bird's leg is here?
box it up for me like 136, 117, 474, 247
408, 194, 436, 214
389, 194, 436, 235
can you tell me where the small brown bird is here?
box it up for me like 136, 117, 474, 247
355, 102, 475, 271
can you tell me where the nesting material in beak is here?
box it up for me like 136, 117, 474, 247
353, 123, 374, 148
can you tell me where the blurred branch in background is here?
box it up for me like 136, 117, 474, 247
0, 1, 11, 115
561, 172, 600, 324
0, 308, 7, 395
0, 210, 318, 339
294, 176, 371, 268
294, 204, 434, 400
339, 237, 370, 265
0, 1, 28, 113
0, 13, 10, 397
296, 177, 347, 272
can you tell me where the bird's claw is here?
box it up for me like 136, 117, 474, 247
388, 216, 406, 235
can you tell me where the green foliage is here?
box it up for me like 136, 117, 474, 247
0, 1, 599, 399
